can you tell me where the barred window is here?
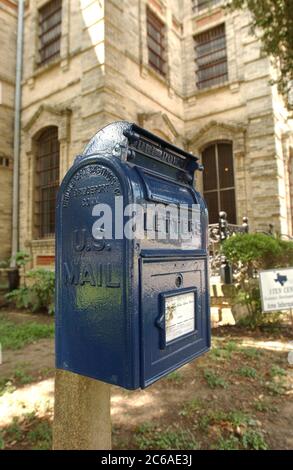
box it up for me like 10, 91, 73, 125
194, 24, 228, 89
192, 0, 221, 13
38, 0, 62, 66
202, 142, 236, 224
147, 8, 166, 77
35, 127, 60, 238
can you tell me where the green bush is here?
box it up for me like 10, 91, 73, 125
222, 233, 293, 270
6, 269, 55, 315
222, 234, 293, 328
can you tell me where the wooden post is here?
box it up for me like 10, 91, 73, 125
53, 370, 111, 450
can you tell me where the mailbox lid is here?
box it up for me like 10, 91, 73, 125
139, 257, 210, 388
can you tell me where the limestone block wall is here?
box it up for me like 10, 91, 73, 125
15, 0, 293, 266
0, 0, 17, 261
20, 0, 88, 263
182, 3, 293, 234
103, 0, 185, 141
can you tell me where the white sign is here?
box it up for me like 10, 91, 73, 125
259, 268, 293, 312
165, 292, 195, 343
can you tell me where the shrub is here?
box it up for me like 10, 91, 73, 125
222, 234, 293, 328
11, 251, 32, 286
13, 251, 32, 269
6, 269, 55, 315
222, 233, 293, 270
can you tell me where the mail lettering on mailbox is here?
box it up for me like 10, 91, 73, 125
56, 121, 211, 390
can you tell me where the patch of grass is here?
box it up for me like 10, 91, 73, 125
199, 408, 267, 450
0, 378, 16, 396
241, 429, 268, 450
1, 413, 52, 450
198, 412, 221, 432
4, 417, 24, 442
27, 421, 52, 450
136, 422, 154, 434
240, 347, 262, 359
203, 369, 228, 389
165, 371, 183, 384
0, 366, 35, 396
270, 365, 287, 378
210, 341, 239, 361
254, 400, 278, 413
13, 368, 34, 385
23, 411, 38, 424
237, 366, 258, 379
198, 409, 253, 431
254, 401, 269, 412
214, 435, 240, 450
265, 380, 286, 396
135, 423, 199, 450
0, 433, 4, 450
0, 316, 54, 350
39, 367, 54, 378
213, 429, 268, 451
224, 341, 239, 352
198, 414, 213, 431
227, 410, 255, 427
179, 398, 203, 417
209, 347, 231, 361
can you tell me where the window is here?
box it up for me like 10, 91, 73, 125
0, 156, 9, 168
147, 8, 166, 77
35, 127, 60, 238
194, 24, 228, 89
38, 0, 62, 66
202, 142, 236, 224
192, 0, 221, 13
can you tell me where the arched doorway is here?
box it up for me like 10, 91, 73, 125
202, 142, 236, 223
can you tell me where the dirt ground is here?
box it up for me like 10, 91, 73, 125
0, 310, 293, 450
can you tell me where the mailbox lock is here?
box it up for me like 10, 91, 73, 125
127, 149, 135, 160
175, 274, 183, 288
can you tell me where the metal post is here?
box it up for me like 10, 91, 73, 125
290, 308, 293, 328
242, 216, 249, 233
268, 223, 274, 236
220, 255, 233, 285
53, 370, 111, 450
11, 0, 24, 267
218, 212, 233, 284
219, 211, 228, 241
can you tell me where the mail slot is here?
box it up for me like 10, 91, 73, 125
56, 121, 211, 389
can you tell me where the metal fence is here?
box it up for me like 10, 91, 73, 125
208, 211, 248, 281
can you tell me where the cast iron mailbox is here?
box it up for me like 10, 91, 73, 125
56, 121, 211, 389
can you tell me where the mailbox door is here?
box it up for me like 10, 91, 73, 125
140, 256, 210, 388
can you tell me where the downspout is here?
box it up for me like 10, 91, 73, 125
10, 0, 25, 267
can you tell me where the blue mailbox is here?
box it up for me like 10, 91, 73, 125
56, 121, 211, 389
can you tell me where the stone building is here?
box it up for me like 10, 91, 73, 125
0, 0, 17, 261
1, 0, 293, 267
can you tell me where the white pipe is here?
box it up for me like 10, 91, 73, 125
11, 0, 25, 268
